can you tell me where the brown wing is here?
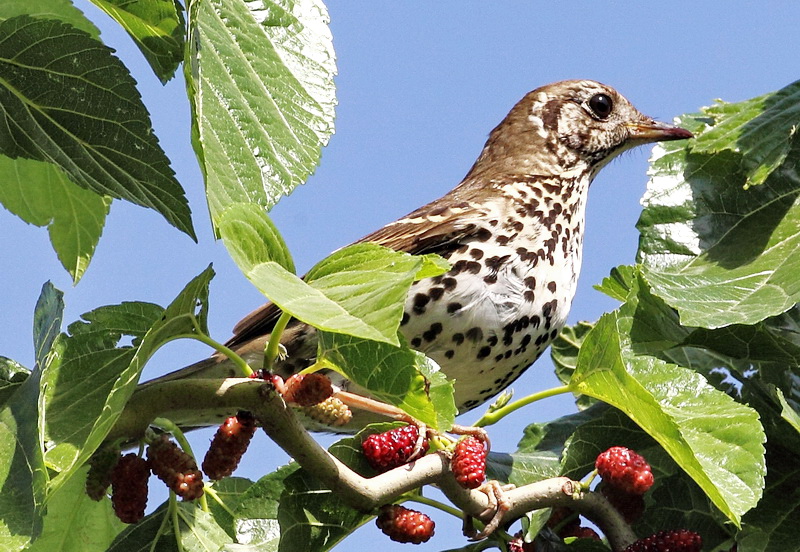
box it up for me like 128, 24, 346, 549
225, 191, 487, 349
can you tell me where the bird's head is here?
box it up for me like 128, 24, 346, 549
466, 79, 692, 180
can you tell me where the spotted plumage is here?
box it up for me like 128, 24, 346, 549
149, 80, 691, 424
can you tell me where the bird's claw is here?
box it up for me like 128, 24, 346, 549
449, 423, 491, 451
463, 480, 515, 540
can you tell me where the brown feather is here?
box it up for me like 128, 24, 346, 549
226, 187, 489, 349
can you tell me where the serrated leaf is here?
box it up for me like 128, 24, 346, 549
26, 465, 124, 552
88, 0, 184, 83
0, 16, 194, 238
570, 275, 766, 526
0, 157, 110, 282
43, 267, 214, 497
690, 80, 800, 188
593, 265, 635, 302
637, 100, 800, 328
0, 284, 62, 548
242, 244, 448, 345
317, 332, 456, 430
0, 0, 100, 37
235, 461, 369, 552
188, 0, 336, 222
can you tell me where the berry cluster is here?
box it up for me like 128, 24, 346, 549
301, 396, 353, 427
361, 424, 429, 472
148, 435, 204, 500
450, 436, 487, 489
595, 446, 652, 525
203, 411, 257, 480
596, 446, 654, 495
282, 373, 334, 406
623, 529, 702, 552
110, 454, 150, 524
375, 504, 435, 544
85, 446, 121, 501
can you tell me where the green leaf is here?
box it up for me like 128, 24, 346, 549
558, 406, 657, 480
0, 0, 100, 37
26, 465, 124, 552
0, 157, 110, 282
0, 357, 29, 406
570, 274, 766, 526
88, 0, 184, 83
43, 267, 214, 497
0, 284, 62, 549
635, 461, 736, 551
550, 321, 595, 409
774, 387, 800, 435
216, 203, 295, 273
246, 262, 392, 343
242, 244, 448, 346
485, 449, 561, 488
107, 504, 176, 551
0, 16, 194, 238
235, 461, 369, 552
304, 243, 449, 343
736, 445, 800, 552
205, 477, 254, 538
187, 0, 336, 221
637, 99, 800, 328
690, 80, 800, 188
593, 265, 635, 302
175, 503, 233, 551
318, 332, 456, 430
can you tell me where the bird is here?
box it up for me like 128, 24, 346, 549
146, 80, 692, 428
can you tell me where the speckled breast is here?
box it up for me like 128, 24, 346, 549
399, 176, 590, 412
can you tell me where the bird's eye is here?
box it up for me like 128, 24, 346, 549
588, 93, 613, 119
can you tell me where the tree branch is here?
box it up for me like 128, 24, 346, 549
115, 377, 637, 549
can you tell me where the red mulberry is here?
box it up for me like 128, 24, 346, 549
148, 435, 204, 500
623, 529, 702, 552
595, 446, 654, 495
282, 373, 333, 406
110, 453, 149, 523
361, 424, 429, 472
375, 504, 435, 544
202, 411, 257, 480
451, 436, 487, 489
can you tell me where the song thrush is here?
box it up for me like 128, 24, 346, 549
148, 80, 692, 425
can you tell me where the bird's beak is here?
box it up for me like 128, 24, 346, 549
627, 119, 693, 143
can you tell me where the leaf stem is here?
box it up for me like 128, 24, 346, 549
169, 492, 184, 552
403, 493, 465, 520
182, 329, 253, 377
150, 497, 174, 552
473, 385, 571, 427
204, 485, 236, 518
152, 417, 197, 460
263, 311, 292, 370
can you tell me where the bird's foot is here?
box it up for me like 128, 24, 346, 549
449, 423, 491, 451
464, 480, 515, 540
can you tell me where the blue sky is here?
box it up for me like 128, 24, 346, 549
2, 2, 799, 550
